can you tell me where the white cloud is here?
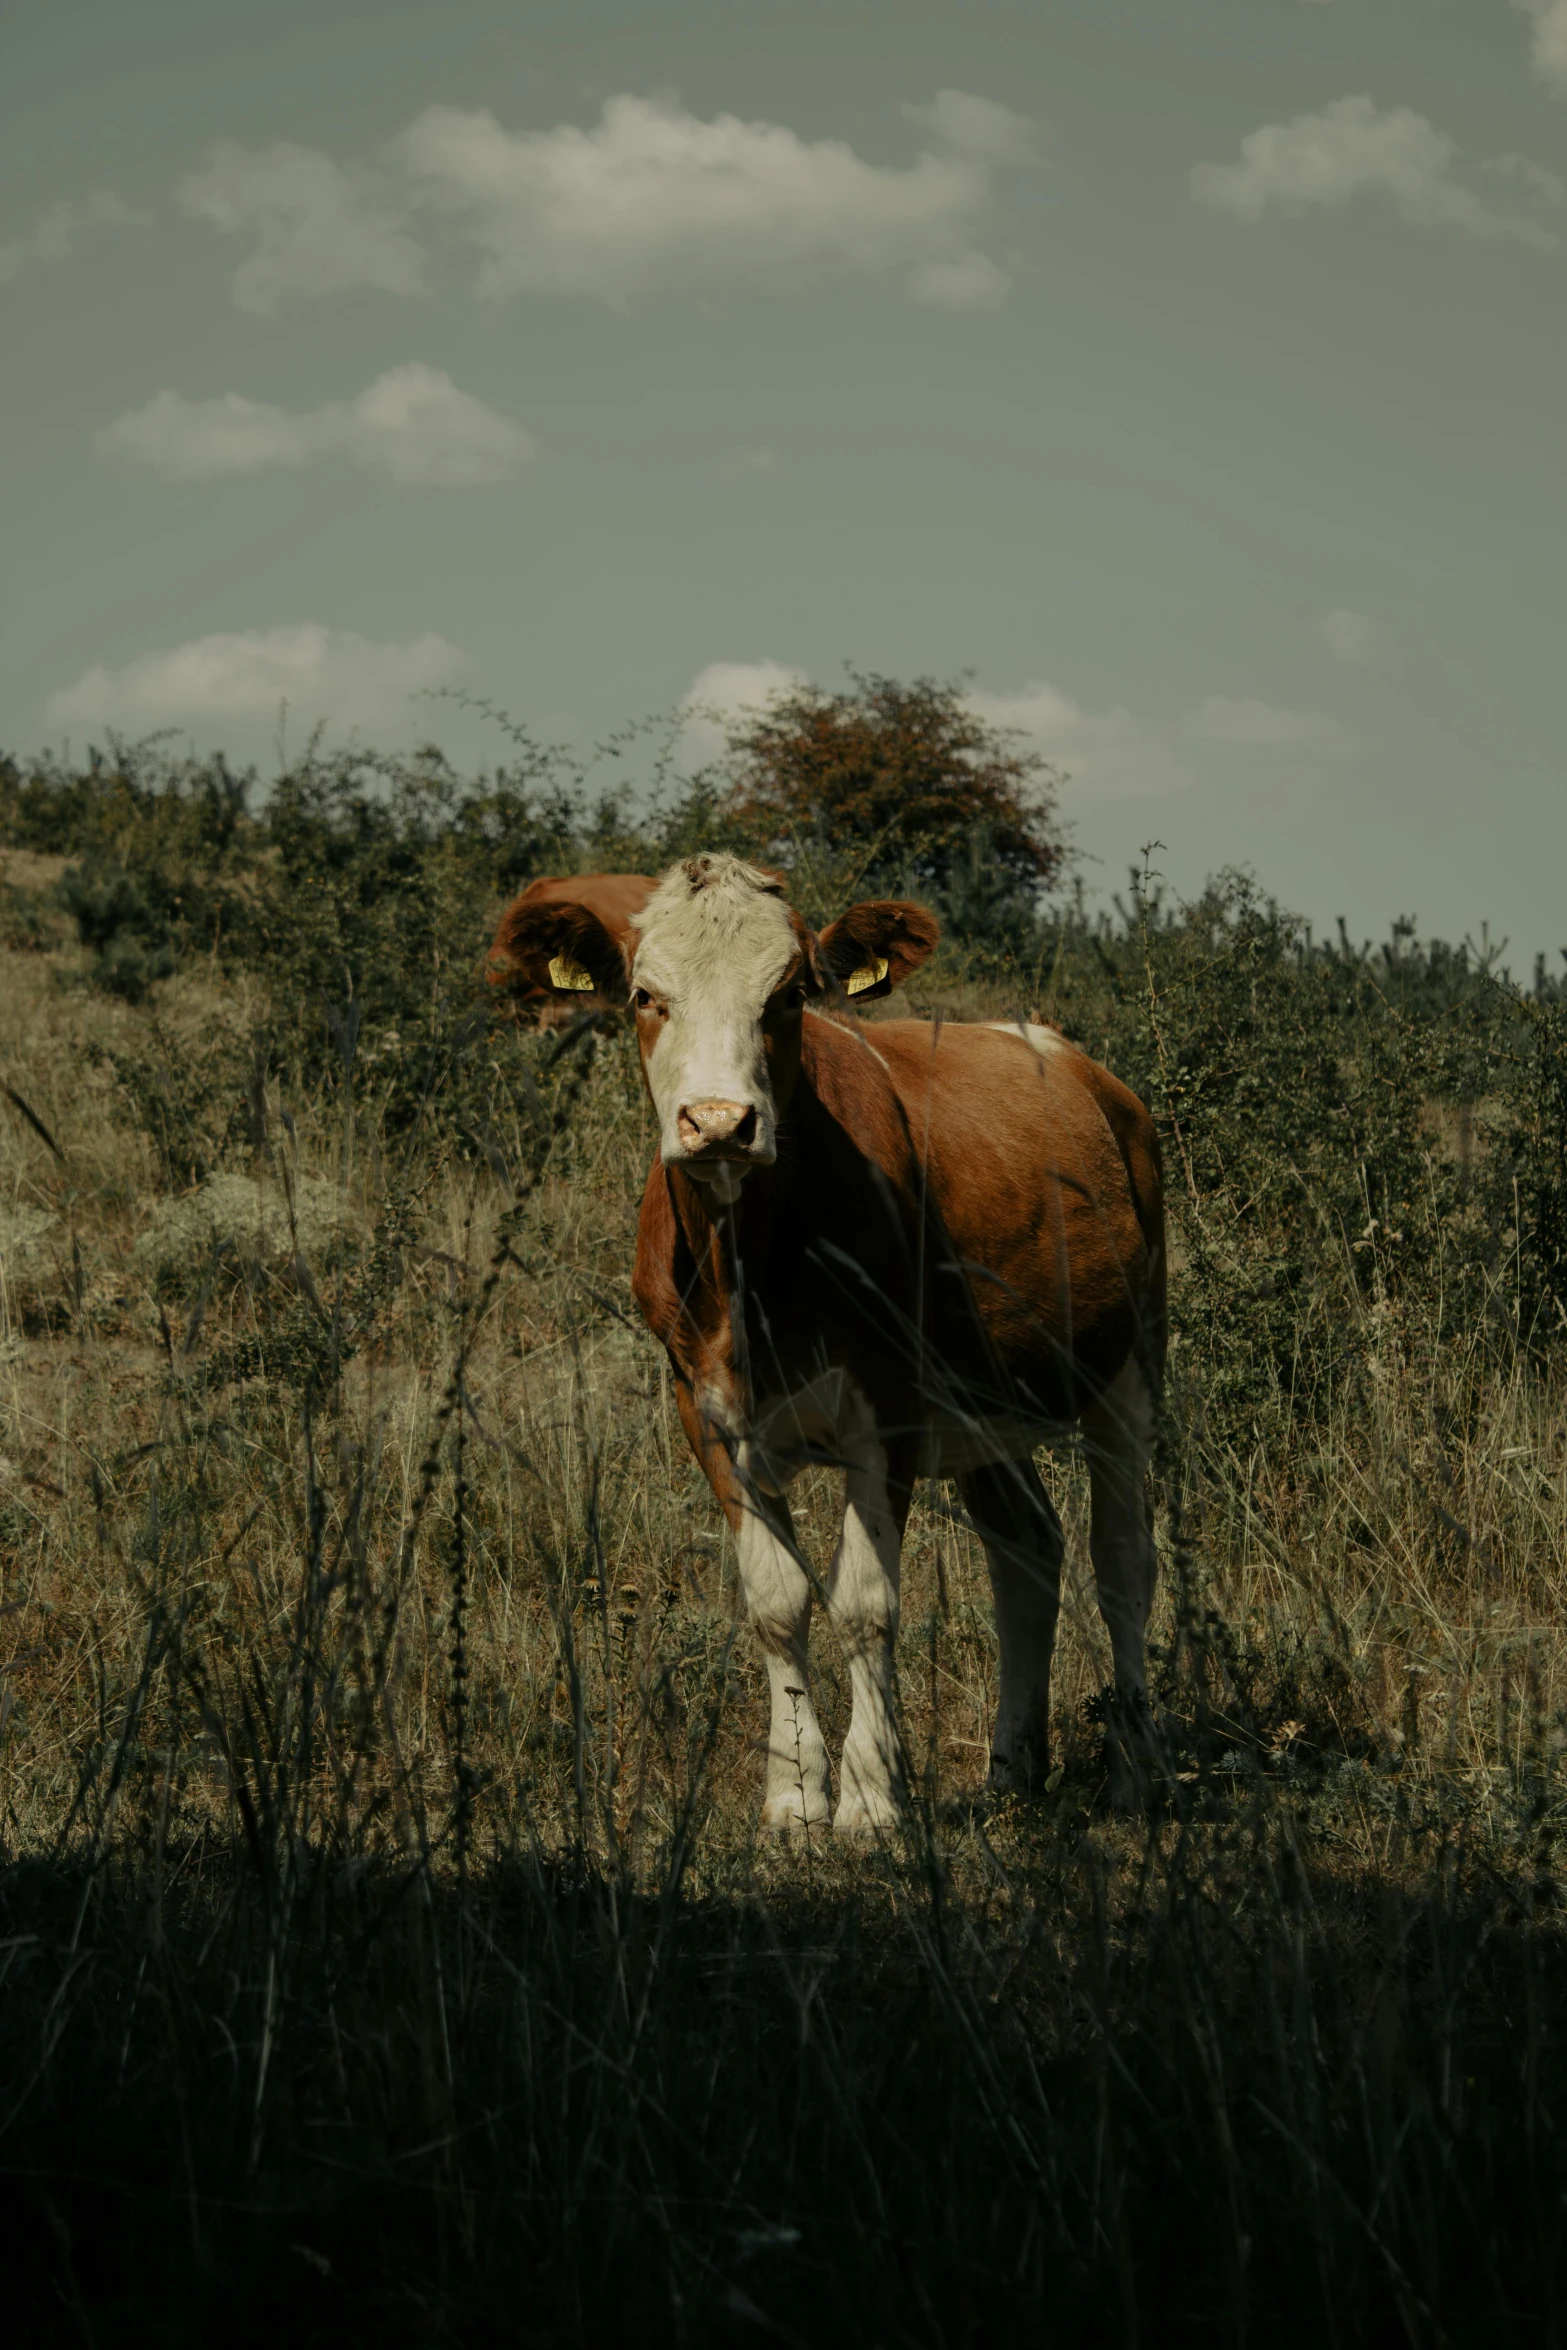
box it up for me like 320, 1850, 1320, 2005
1319, 607, 1375, 663
179, 141, 424, 312
1516, 0, 1567, 98
1191, 94, 1558, 245
0, 191, 142, 286
1181, 696, 1349, 750
679, 658, 809, 765
968, 680, 1194, 801
1484, 151, 1567, 208
99, 365, 533, 485
974, 682, 1350, 798
45, 625, 469, 734
170, 91, 1026, 312
909, 250, 1010, 307
684, 657, 809, 709
901, 89, 1034, 164
394, 89, 1021, 305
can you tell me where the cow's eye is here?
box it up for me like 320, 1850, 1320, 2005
777, 981, 806, 1012
633, 987, 664, 1015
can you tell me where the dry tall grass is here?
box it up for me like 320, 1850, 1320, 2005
3, 903, 1566, 2345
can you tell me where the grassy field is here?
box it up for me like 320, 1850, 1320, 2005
3, 752, 1567, 2344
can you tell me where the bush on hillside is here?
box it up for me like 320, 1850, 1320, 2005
717, 669, 1064, 900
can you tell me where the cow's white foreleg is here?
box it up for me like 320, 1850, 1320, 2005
825, 1407, 904, 1834
733, 1476, 833, 1830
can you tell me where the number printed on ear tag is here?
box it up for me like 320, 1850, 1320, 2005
548, 954, 596, 992
844, 957, 890, 998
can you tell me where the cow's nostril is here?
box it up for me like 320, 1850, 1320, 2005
679, 1099, 756, 1152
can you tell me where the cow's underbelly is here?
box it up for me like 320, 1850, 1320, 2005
916, 1413, 1064, 1477
728, 1367, 1068, 1493
740, 1367, 859, 1493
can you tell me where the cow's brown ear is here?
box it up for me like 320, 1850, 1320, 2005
488, 897, 630, 1006
816, 901, 940, 1003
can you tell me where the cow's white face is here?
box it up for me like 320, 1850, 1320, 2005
629, 857, 810, 1202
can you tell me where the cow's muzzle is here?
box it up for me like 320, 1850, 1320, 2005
676, 1099, 760, 1161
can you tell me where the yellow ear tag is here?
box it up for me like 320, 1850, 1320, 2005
844, 957, 890, 998
548, 954, 596, 993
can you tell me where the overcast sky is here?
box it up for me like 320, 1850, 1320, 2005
3, 0, 1564, 963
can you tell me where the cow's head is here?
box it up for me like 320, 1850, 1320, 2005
495, 854, 939, 1203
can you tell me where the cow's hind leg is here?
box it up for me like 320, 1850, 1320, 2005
1081, 1358, 1159, 1803
959, 1456, 1065, 1795
734, 1479, 834, 1830
826, 1412, 912, 1835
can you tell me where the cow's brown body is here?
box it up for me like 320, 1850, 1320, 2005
500, 855, 1165, 1826
634, 1017, 1163, 1456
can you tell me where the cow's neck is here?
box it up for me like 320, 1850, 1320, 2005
667, 1152, 782, 1271
661, 1161, 764, 1420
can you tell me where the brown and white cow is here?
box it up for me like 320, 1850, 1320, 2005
505, 854, 1166, 1829
487, 873, 656, 1026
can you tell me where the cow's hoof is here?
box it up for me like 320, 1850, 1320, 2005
1096, 1740, 1165, 1817
833, 1791, 900, 1836
986, 1751, 1056, 1802
761, 1791, 832, 1834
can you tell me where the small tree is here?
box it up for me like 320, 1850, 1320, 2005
721, 671, 1064, 904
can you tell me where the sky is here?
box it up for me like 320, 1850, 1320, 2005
2, 0, 1564, 965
